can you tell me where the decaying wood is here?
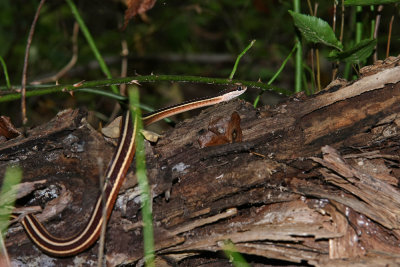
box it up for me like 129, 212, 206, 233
2, 59, 400, 266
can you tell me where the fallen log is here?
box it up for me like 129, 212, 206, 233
2, 58, 400, 266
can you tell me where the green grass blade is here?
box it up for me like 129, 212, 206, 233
229, 40, 256, 80
76, 88, 128, 101
128, 86, 155, 267
0, 56, 11, 90
66, 0, 119, 94
253, 44, 297, 107
344, 0, 400, 5
292, 0, 303, 93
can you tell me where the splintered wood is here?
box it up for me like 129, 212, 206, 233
2, 59, 400, 266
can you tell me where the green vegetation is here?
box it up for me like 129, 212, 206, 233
223, 239, 250, 267
129, 87, 155, 267
1, 0, 400, 264
1, 1, 399, 124
0, 166, 22, 237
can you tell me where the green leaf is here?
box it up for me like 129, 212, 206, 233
344, 0, 400, 6
0, 166, 22, 237
289, 10, 343, 50
328, 39, 377, 63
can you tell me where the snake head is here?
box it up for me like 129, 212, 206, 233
220, 84, 247, 102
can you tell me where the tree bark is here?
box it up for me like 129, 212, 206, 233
2, 59, 400, 266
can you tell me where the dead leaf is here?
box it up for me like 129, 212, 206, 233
102, 116, 122, 138
141, 129, 160, 142
0, 116, 21, 139
123, 0, 156, 29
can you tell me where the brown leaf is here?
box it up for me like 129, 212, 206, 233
123, 0, 156, 29
197, 111, 243, 148
0, 116, 21, 139
101, 115, 122, 139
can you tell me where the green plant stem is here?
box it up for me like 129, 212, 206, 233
370, 5, 375, 39
0, 56, 11, 89
0, 166, 21, 266
351, 6, 364, 77
128, 87, 155, 267
229, 40, 256, 80
0, 166, 22, 237
79, 90, 173, 123
223, 240, 250, 267
0, 75, 291, 103
344, 58, 352, 79
302, 63, 315, 95
66, 0, 119, 94
315, 49, 321, 91
253, 44, 296, 107
293, 0, 302, 93
76, 88, 128, 101
355, 6, 363, 43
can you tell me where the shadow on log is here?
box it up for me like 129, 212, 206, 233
2, 58, 400, 266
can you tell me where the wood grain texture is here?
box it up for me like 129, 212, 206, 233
3, 60, 400, 266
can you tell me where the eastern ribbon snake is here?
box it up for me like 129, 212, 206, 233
15, 85, 247, 256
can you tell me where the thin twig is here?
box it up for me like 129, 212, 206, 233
373, 5, 383, 62
32, 22, 79, 84
314, 3, 321, 91
306, 0, 312, 15
308, 3, 316, 93
386, 15, 394, 58
109, 39, 129, 121
0, 236, 11, 267
316, 49, 321, 92
120, 40, 129, 96
338, 0, 346, 78
332, 1, 338, 80
332, 1, 337, 32
313, 3, 318, 16
310, 47, 316, 93
340, 0, 345, 43
97, 158, 106, 267
21, 0, 46, 127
